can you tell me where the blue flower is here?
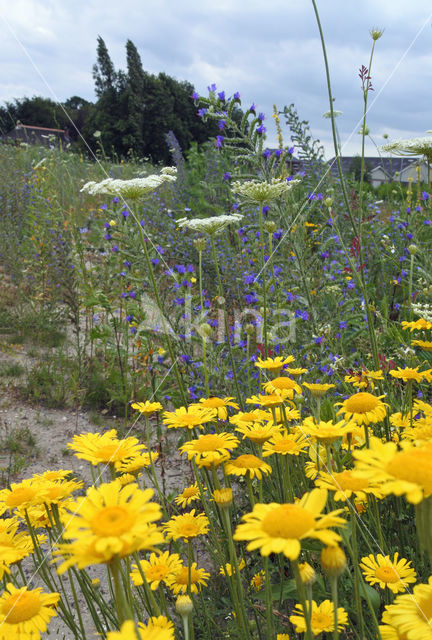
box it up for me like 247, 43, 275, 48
233, 91, 241, 100
215, 136, 224, 148
191, 91, 199, 100
223, 172, 231, 181
208, 83, 217, 92
256, 125, 266, 135
218, 91, 226, 101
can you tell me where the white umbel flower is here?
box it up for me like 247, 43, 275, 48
382, 137, 432, 160
177, 213, 243, 235
231, 178, 301, 204
81, 167, 177, 199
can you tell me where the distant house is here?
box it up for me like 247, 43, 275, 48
328, 156, 428, 187
0, 124, 70, 148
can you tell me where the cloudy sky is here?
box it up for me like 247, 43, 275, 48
1, 0, 432, 158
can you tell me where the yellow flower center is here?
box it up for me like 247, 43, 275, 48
175, 567, 199, 585
333, 470, 369, 491
201, 397, 225, 408
375, 565, 400, 583
311, 611, 332, 629
182, 487, 199, 498
270, 377, 297, 390
180, 415, 203, 426
232, 454, 262, 469
94, 444, 126, 462
91, 506, 135, 536
193, 434, 226, 452
261, 505, 315, 538
273, 438, 298, 452
2, 590, 41, 623
345, 393, 379, 414
418, 594, 432, 622
239, 413, 261, 422
386, 448, 432, 493
147, 565, 169, 580
5, 487, 36, 508
178, 523, 199, 537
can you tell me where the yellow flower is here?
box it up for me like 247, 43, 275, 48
67, 430, 145, 466
115, 451, 158, 474
389, 412, 411, 429
166, 562, 209, 594
233, 489, 345, 560
360, 553, 417, 594
56, 480, 163, 570
303, 382, 335, 398
219, 558, 246, 576
163, 510, 209, 542
290, 600, 348, 635
146, 616, 175, 634
336, 392, 388, 425
302, 417, 355, 444
262, 431, 308, 457
254, 355, 295, 372
179, 432, 239, 468
315, 469, 383, 501
0, 479, 40, 514
353, 437, 432, 503
411, 339, 432, 352
235, 422, 280, 444
401, 318, 432, 331
246, 391, 292, 408
345, 369, 384, 391
321, 545, 347, 577
262, 376, 302, 397
0, 520, 41, 578
389, 366, 432, 383
195, 396, 239, 419
162, 406, 215, 430
285, 367, 308, 376
106, 620, 174, 640
298, 561, 316, 585
404, 419, 432, 443
229, 410, 266, 427
225, 454, 272, 480
174, 483, 202, 509
213, 488, 233, 508
130, 551, 182, 589
175, 595, 193, 616
131, 401, 163, 416
0, 583, 60, 640
250, 570, 266, 591
378, 575, 432, 639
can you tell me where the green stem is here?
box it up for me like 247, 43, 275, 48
110, 556, 134, 624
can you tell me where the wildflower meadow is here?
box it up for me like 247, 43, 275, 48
1, 9, 432, 640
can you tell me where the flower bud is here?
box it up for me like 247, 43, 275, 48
324, 197, 333, 208
298, 561, 316, 586
408, 244, 418, 255
193, 237, 207, 251
176, 595, 193, 616
245, 324, 255, 337
321, 545, 347, 577
370, 28, 384, 41
199, 323, 213, 338
264, 220, 277, 233
213, 488, 233, 509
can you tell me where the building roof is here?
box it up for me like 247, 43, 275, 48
328, 155, 422, 178
1, 123, 70, 146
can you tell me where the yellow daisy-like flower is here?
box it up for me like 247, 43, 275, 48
290, 599, 348, 635
0, 479, 40, 514
411, 339, 432, 352
233, 489, 345, 560
315, 470, 383, 502
298, 561, 316, 585
115, 451, 158, 474
353, 437, 432, 503
303, 382, 335, 398
379, 575, 432, 639
67, 429, 145, 466
262, 431, 308, 457
146, 616, 175, 634
162, 406, 215, 430
414, 399, 432, 417
360, 553, 417, 594
163, 510, 209, 542
345, 369, 384, 391
336, 392, 388, 425
56, 480, 163, 570
389, 366, 432, 383
225, 454, 272, 480
235, 422, 280, 444
166, 562, 209, 594
301, 417, 356, 444
212, 488, 233, 508
174, 483, 203, 509
219, 558, 246, 576
401, 318, 432, 331
179, 432, 239, 468
250, 570, 266, 591
0, 520, 42, 578
262, 376, 302, 397
404, 419, 432, 443
195, 396, 239, 420
229, 410, 266, 427
246, 390, 292, 408
106, 619, 174, 640
131, 401, 163, 416
0, 583, 60, 640
285, 367, 308, 376
254, 355, 295, 372
130, 551, 182, 589
389, 412, 411, 429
